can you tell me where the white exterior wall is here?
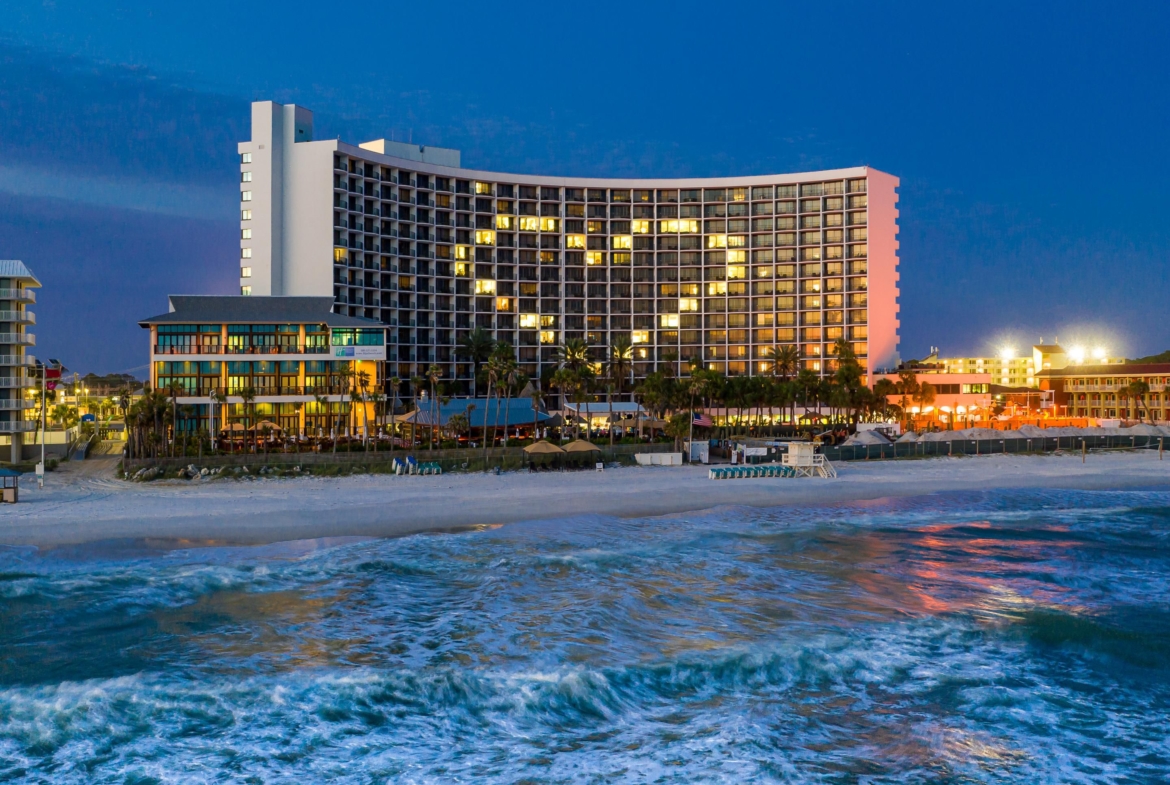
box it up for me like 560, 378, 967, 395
238, 101, 322, 296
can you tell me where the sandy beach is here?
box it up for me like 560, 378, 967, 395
0, 451, 1166, 549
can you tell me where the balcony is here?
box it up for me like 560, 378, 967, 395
0, 289, 34, 303
0, 374, 28, 388
0, 333, 33, 345
0, 420, 37, 433
0, 355, 34, 367
0, 310, 34, 325
0, 399, 33, 410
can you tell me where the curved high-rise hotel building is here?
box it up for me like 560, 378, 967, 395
238, 101, 899, 393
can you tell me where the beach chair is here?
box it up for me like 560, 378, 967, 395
406, 456, 419, 475
392, 457, 406, 475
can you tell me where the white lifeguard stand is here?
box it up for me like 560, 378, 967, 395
782, 442, 837, 478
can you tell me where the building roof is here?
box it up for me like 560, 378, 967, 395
138, 296, 381, 328
0, 260, 41, 286
408, 397, 552, 428
1038, 363, 1170, 377
1032, 344, 1065, 353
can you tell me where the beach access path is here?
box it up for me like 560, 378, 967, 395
3, 451, 1169, 548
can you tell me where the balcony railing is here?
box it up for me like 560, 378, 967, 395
0, 333, 33, 345
0, 310, 34, 324
0, 421, 37, 433
153, 345, 333, 356
0, 290, 35, 303
0, 355, 34, 367
0, 374, 28, 388
0, 400, 33, 410
171, 385, 359, 397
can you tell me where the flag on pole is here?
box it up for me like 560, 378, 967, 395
693, 412, 713, 428
44, 368, 61, 391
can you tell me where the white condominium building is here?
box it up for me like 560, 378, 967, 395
238, 101, 900, 395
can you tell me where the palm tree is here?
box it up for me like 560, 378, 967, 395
210, 389, 228, 452
357, 370, 372, 450
607, 336, 634, 445
239, 386, 257, 454
529, 383, 543, 442
311, 391, 329, 447
1126, 380, 1150, 422
426, 363, 442, 450
387, 376, 400, 452
349, 383, 366, 454
685, 372, 710, 455
409, 375, 425, 450
166, 380, 183, 457
456, 327, 494, 395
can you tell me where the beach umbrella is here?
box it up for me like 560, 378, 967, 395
563, 439, 601, 453
523, 440, 565, 454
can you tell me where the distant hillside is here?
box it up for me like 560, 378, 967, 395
1129, 350, 1170, 364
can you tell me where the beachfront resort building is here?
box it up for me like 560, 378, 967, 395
1039, 363, 1170, 422
0, 261, 39, 463
139, 296, 386, 437
914, 343, 1125, 388
236, 100, 900, 394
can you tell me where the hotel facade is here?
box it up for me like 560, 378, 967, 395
140, 296, 386, 436
238, 101, 900, 394
0, 261, 39, 463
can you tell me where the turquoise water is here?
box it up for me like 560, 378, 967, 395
1, 488, 1169, 783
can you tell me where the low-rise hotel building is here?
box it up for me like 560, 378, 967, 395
236, 101, 900, 394
0, 261, 39, 463
1039, 364, 1170, 422
139, 296, 386, 436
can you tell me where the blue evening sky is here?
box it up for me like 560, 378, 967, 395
1, 0, 1166, 374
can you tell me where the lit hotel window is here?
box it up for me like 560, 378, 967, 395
540, 217, 560, 232
241, 191, 252, 201
632, 330, 649, 343
241, 152, 252, 163
518, 216, 538, 232
241, 228, 252, 240
241, 286, 252, 296
632, 220, 650, 234
475, 230, 495, 245
475, 182, 492, 195
611, 236, 632, 250
474, 279, 497, 294
586, 252, 604, 266
679, 298, 699, 312
495, 215, 513, 230
241, 267, 252, 278
707, 234, 727, 249
659, 314, 679, 328
241, 248, 252, 259
455, 245, 471, 260
566, 234, 585, 249
540, 330, 557, 344
241, 171, 252, 182
519, 314, 539, 328
241, 209, 251, 220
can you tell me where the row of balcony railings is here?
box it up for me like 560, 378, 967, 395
164, 385, 365, 397
0, 289, 34, 302
153, 344, 335, 355
0, 333, 34, 345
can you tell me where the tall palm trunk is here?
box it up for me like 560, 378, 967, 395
482, 378, 494, 461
